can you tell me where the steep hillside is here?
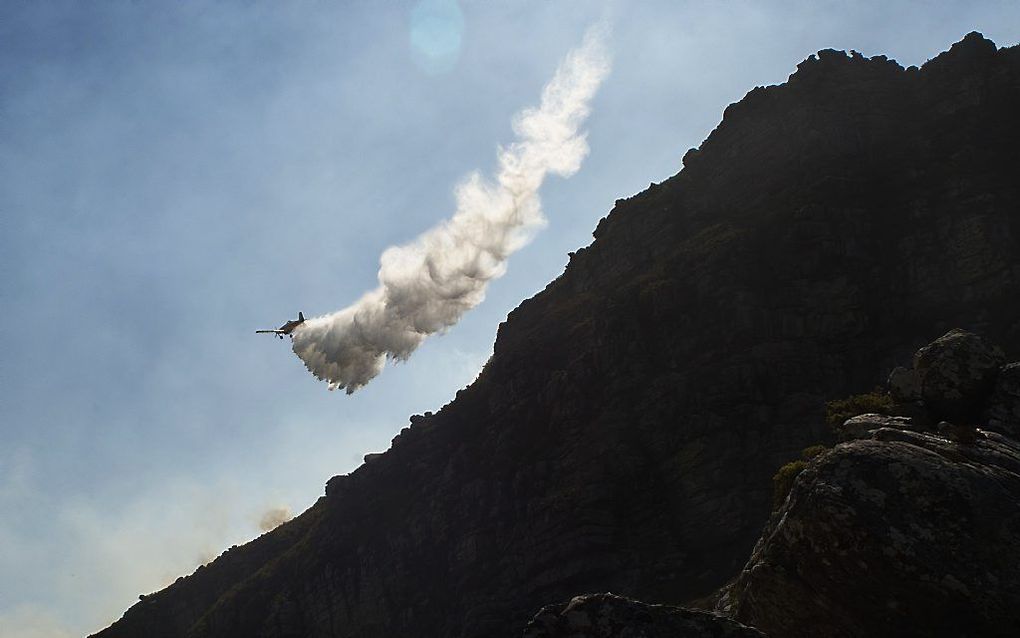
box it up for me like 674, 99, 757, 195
95, 33, 1020, 638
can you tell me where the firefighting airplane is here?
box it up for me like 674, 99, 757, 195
256, 312, 305, 339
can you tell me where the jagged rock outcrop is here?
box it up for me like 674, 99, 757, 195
95, 33, 1020, 638
719, 332, 1020, 637
838, 329, 1017, 442
720, 430, 1020, 638
523, 593, 764, 638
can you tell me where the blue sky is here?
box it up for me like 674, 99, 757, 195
2, 2, 1018, 636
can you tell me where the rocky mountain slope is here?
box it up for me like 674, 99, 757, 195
94, 33, 1020, 638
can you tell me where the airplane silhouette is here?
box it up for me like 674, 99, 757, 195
256, 312, 305, 339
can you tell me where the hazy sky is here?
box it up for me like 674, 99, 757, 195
2, 2, 1018, 636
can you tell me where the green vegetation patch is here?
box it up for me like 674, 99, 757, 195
800, 444, 829, 460
772, 445, 831, 508
773, 460, 809, 508
825, 390, 899, 427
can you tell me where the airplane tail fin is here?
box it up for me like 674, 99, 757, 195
299, 312, 305, 321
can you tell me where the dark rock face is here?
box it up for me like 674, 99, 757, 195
913, 329, 1005, 420
95, 34, 1020, 638
523, 593, 764, 638
987, 363, 1020, 438
720, 429, 1020, 638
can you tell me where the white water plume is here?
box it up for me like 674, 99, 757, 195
291, 27, 610, 392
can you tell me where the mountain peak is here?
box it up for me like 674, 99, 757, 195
95, 33, 1020, 638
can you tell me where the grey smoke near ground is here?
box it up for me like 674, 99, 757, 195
258, 506, 292, 532
291, 26, 611, 392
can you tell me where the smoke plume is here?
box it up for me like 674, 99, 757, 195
258, 506, 292, 532
291, 27, 610, 392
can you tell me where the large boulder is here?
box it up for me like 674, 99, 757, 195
887, 366, 919, 402
719, 429, 1020, 638
524, 593, 764, 638
913, 329, 1005, 422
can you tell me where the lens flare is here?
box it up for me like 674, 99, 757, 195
410, 0, 464, 74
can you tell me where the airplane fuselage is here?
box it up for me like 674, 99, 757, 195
256, 312, 305, 339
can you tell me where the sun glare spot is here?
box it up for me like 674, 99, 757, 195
409, 0, 464, 74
